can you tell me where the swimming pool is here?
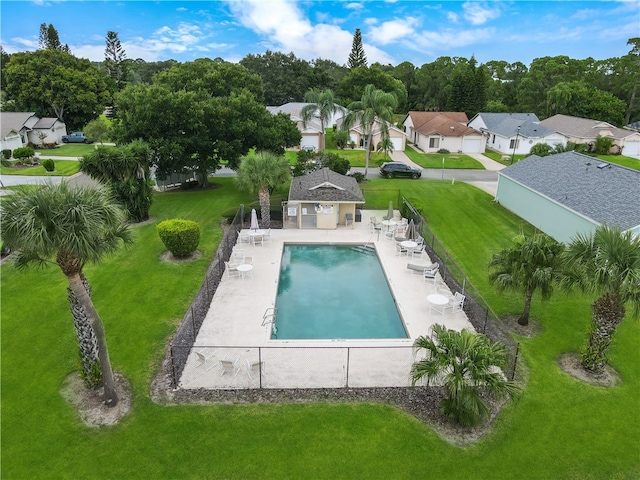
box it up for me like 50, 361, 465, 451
273, 244, 408, 339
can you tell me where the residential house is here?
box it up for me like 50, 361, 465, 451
468, 113, 563, 157
540, 114, 640, 158
285, 168, 365, 229
267, 102, 346, 151
495, 151, 640, 242
336, 116, 406, 152
1, 112, 67, 152
402, 112, 485, 153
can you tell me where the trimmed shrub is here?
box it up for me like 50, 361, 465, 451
42, 159, 55, 172
156, 219, 200, 257
2, 149, 11, 159
13, 147, 35, 160
351, 172, 366, 183
437, 148, 450, 154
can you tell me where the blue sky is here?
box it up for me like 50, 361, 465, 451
1, 1, 638, 67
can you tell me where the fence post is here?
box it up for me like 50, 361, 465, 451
511, 342, 520, 380
345, 347, 350, 388
169, 345, 178, 388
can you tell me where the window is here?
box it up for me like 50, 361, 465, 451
509, 139, 520, 149
429, 137, 440, 149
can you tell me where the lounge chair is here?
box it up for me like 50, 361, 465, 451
407, 262, 436, 274
423, 263, 439, 284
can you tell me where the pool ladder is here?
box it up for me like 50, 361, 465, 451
262, 307, 277, 336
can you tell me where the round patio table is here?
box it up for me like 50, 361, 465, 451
381, 219, 397, 230
427, 293, 449, 315
237, 264, 253, 279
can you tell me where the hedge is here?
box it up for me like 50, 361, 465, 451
156, 219, 200, 257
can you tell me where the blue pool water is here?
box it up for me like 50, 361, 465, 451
273, 244, 407, 339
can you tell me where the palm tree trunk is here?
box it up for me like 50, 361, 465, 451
582, 292, 625, 373
364, 133, 371, 178
67, 273, 119, 407
258, 187, 271, 229
67, 272, 102, 388
518, 290, 533, 326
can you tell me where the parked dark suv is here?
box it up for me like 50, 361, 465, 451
379, 161, 421, 179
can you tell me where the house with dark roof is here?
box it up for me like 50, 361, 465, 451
0, 112, 67, 152
402, 112, 485, 153
468, 113, 564, 156
495, 151, 640, 242
286, 168, 365, 229
540, 114, 640, 158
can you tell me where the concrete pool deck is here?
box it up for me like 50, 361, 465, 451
179, 210, 475, 390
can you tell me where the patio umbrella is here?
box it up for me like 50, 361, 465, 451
385, 201, 394, 220
405, 219, 417, 241
250, 208, 259, 231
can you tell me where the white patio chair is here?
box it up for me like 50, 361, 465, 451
233, 250, 245, 263
345, 213, 353, 228
241, 255, 253, 265
219, 354, 241, 376
252, 234, 264, 247
384, 226, 397, 241
237, 230, 250, 245
411, 244, 425, 259
194, 349, 218, 371
262, 228, 271, 242
224, 261, 241, 279
246, 360, 265, 387
423, 263, 439, 285
395, 242, 408, 257
448, 292, 466, 313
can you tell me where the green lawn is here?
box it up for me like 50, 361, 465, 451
2, 178, 639, 479
1, 160, 81, 176
404, 146, 484, 169
35, 143, 113, 157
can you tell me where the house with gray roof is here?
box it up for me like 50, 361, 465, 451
268, 102, 347, 152
1, 112, 67, 153
286, 168, 365, 229
468, 112, 564, 157
495, 151, 640, 242
540, 114, 640, 158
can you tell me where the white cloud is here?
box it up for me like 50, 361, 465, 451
364, 17, 378, 25
344, 2, 364, 10
462, 1, 501, 25
368, 17, 420, 45
176, 7, 187, 12
447, 11, 459, 23
225, 0, 394, 64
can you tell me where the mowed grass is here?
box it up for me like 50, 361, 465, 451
1, 160, 81, 176
34, 143, 114, 157
2, 178, 639, 479
404, 146, 484, 169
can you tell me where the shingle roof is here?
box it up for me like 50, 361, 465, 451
288, 168, 365, 203
540, 114, 636, 141
500, 151, 640, 230
407, 112, 478, 137
1, 112, 37, 139
474, 112, 554, 138
33, 117, 59, 129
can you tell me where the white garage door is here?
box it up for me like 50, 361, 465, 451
301, 134, 320, 151
462, 137, 482, 153
623, 141, 640, 158
391, 137, 403, 151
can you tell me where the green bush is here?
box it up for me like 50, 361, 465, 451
13, 147, 35, 160
156, 219, 200, 257
2, 149, 11, 159
594, 135, 613, 155
41, 159, 55, 172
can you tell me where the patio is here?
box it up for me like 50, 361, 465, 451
178, 210, 475, 390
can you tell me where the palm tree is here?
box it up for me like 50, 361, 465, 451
342, 84, 398, 178
488, 233, 565, 326
411, 324, 520, 427
300, 89, 340, 152
562, 226, 640, 373
376, 137, 394, 160
80, 140, 153, 222
236, 151, 290, 229
2, 182, 132, 407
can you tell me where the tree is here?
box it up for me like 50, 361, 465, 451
348, 29, 368, 69
337, 65, 407, 109
410, 324, 520, 427
2, 183, 132, 406
488, 233, 565, 326
83, 117, 110, 145
38, 23, 71, 53
104, 31, 129, 91
376, 137, 394, 159
300, 89, 340, 151
80, 141, 154, 222
450, 56, 488, 118
4, 50, 111, 131
236, 151, 291, 229
333, 129, 350, 149
562, 226, 640, 373
342, 84, 398, 177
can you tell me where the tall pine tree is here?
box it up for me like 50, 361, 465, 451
348, 28, 368, 69
104, 31, 129, 90
38, 23, 71, 53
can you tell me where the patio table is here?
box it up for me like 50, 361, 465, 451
427, 293, 449, 315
